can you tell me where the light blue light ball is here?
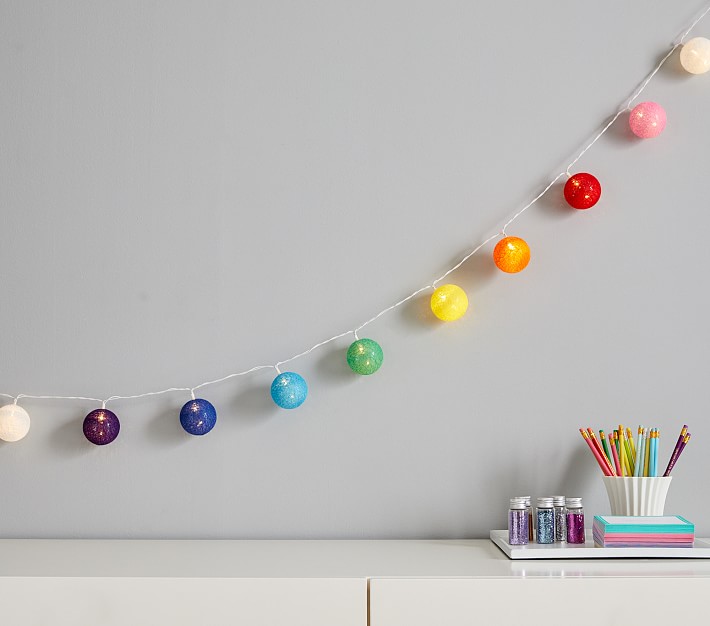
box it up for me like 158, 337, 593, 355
270, 372, 308, 409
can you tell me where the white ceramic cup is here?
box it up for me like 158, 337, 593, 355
602, 476, 672, 516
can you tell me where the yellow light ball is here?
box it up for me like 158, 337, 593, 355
0, 404, 31, 442
680, 37, 710, 74
430, 284, 468, 321
493, 236, 530, 273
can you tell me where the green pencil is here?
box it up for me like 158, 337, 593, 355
600, 430, 613, 469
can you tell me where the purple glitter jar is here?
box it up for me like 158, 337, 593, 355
508, 498, 529, 545
565, 497, 585, 544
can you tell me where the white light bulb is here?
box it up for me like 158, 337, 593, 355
0, 404, 31, 442
680, 37, 710, 74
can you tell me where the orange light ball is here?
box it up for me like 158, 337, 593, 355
493, 236, 530, 273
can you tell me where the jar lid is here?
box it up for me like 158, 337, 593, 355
566, 497, 583, 508
553, 496, 566, 506
513, 495, 531, 505
509, 498, 527, 509
536, 497, 554, 508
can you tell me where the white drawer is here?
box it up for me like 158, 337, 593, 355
370, 577, 710, 626
1, 577, 366, 626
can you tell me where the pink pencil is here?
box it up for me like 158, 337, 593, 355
588, 428, 616, 476
610, 433, 622, 476
580, 429, 614, 476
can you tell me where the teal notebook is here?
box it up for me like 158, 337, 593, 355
593, 515, 694, 534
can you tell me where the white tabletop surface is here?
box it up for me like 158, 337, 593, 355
2, 539, 710, 579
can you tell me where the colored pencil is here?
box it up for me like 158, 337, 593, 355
663, 425, 688, 477
626, 427, 636, 466
618, 427, 631, 477
644, 430, 651, 477
633, 426, 643, 477
587, 428, 604, 457
579, 429, 614, 476
668, 433, 692, 475
623, 432, 634, 474
638, 428, 648, 477
650, 429, 658, 477
600, 430, 613, 471
610, 433, 622, 476
588, 429, 615, 476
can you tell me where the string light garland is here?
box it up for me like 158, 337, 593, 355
1, 4, 709, 444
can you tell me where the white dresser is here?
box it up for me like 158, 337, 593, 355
1, 539, 709, 625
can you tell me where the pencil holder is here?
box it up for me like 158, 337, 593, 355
602, 476, 672, 516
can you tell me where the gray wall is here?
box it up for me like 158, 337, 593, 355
1, 0, 708, 538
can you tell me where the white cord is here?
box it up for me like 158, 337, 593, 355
4, 4, 710, 410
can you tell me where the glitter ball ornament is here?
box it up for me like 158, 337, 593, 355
271, 372, 308, 409
564, 173, 602, 210
83, 408, 120, 445
346, 338, 384, 375
629, 102, 666, 138
180, 398, 217, 436
0, 404, 31, 442
680, 37, 710, 74
493, 236, 530, 273
430, 284, 468, 321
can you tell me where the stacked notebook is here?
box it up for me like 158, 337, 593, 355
593, 515, 695, 548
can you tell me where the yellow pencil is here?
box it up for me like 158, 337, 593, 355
618, 425, 628, 476
618, 425, 629, 476
623, 431, 634, 473
626, 427, 636, 464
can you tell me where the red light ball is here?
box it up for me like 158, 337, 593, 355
564, 173, 601, 210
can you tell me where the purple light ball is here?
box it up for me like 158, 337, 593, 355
83, 408, 120, 445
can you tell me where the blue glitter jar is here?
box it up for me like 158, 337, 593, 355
536, 497, 555, 544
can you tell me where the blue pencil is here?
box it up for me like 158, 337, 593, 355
634, 426, 643, 477
650, 429, 658, 477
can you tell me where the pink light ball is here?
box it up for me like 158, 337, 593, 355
629, 102, 666, 139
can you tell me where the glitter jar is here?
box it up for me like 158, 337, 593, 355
508, 498, 529, 545
553, 495, 566, 543
513, 495, 533, 541
566, 497, 585, 544
536, 497, 555, 544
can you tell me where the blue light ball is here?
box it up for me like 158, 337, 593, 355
270, 372, 308, 409
180, 398, 217, 435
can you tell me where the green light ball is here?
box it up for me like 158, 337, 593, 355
346, 338, 384, 375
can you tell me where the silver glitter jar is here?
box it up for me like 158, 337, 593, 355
553, 495, 566, 542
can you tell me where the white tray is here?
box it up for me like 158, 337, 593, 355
490, 530, 710, 559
